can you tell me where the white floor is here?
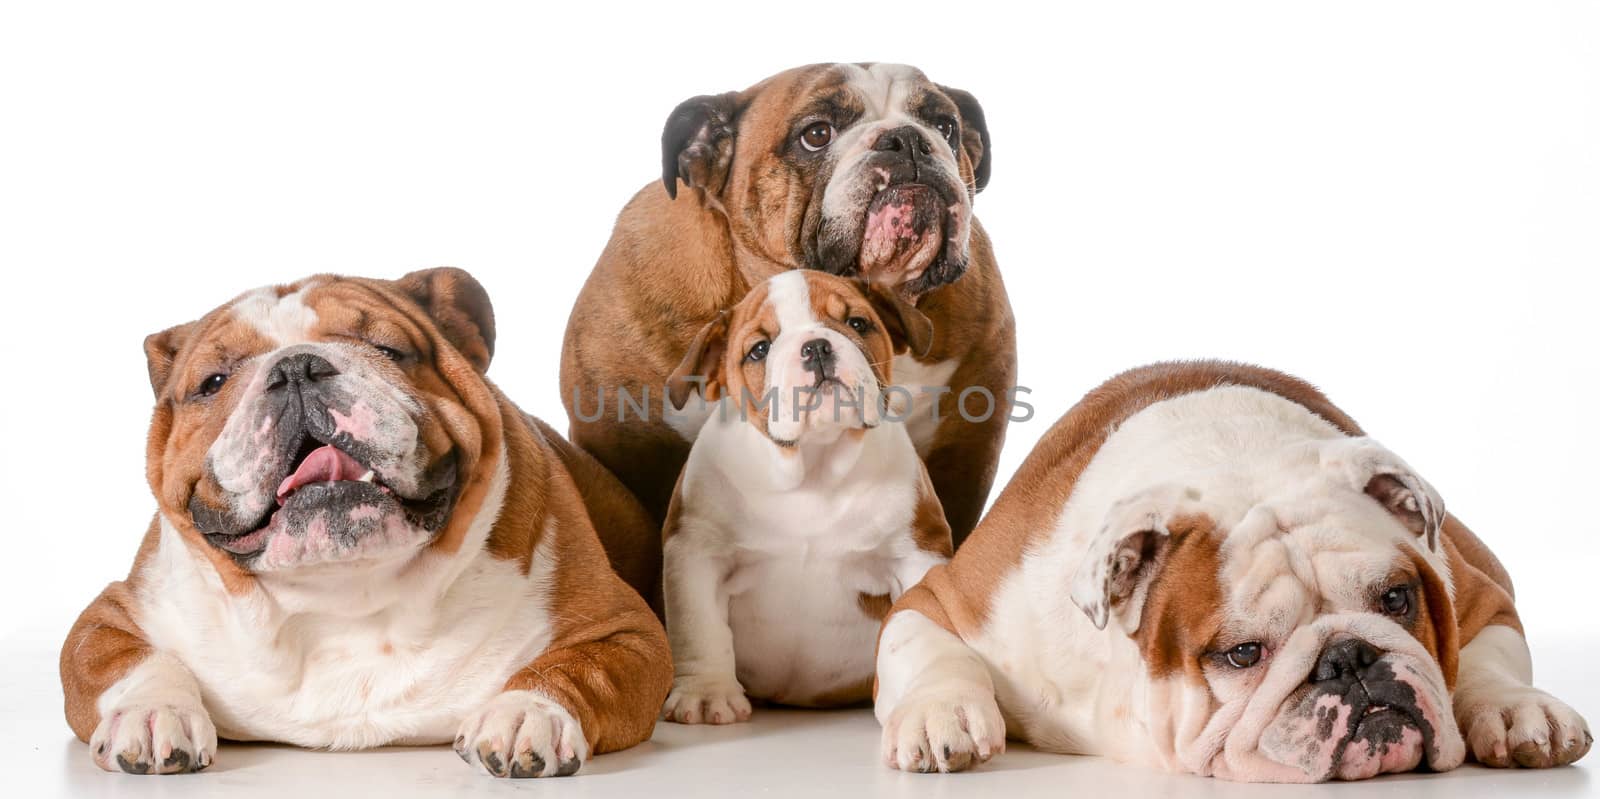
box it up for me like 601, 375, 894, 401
5, 623, 1594, 798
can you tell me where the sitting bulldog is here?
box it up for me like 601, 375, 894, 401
60, 268, 670, 778
874, 361, 1590, 781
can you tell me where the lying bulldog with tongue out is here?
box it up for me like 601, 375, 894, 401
60, 268, 671, 778
561, 63, 1016, 548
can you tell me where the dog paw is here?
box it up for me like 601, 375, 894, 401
661, 678, 751, 725
1459, 686, 1591, 768
455, 691, 588, 778
882, 690, 1005, 773
89, 702, 217, 775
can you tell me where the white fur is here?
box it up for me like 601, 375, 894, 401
875, 385, 1533, 778
120, 454, 557, 750
875, 611, 1006, 772
822, 64, 969, 224
664, 275, 946, 719
89, 652, 217, 773
233, 284, 320, 347
455, 689, 589, 778
1454, 624, 1591, 766
889, 353, 959, 455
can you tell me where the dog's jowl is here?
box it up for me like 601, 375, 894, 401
562, 62, 1015, 547
874, 361, 1591, 781
60, 269, 670, 778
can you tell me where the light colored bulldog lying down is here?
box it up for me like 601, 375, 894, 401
875, 361, 1590, 781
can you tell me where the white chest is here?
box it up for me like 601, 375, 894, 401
134, 533, 556, 749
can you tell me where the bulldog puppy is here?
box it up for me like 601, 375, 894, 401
562, 62, 1015, 547
659, 271, 953, 722
60, 269, 671, 778
875, 361, 1590, 781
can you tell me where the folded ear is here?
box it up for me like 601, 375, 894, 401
143, 320, 201, 398
865, 283, 934, 359
1071, 484, 1207, 632
661, 92, 740, 200
666, 311, 729, 410
395, 267, 496, 373
1320, 437, 1446, 552
936, 84, 991, 193
1410, 547, 1461, 689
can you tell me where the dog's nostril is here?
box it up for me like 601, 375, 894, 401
800, 338, 834, 364
268, 352, 341, 389
1312, 638, 1383, 684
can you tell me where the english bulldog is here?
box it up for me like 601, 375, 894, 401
561, 62, 1016, 547
60, 268, 671, 778
875, 361, 1590, 781
659, 271, 952, 722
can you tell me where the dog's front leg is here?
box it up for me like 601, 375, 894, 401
62, 583, 217, 775
875, 608, 1005, 773
660, 534, 748, 724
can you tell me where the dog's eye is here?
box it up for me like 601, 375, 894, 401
372, 344, 406, 363
846, 316, 872, 334
746, 340, 770, 362
1380, 585, 1412, 617
196, 373, 228, 397
934, 118, 957, 142
1225, 642, 1264, 669
800, 122, 834, 152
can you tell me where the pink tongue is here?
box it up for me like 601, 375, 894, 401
276, 445, 368, 503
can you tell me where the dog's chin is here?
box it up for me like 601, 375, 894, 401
812, 182, 970, 295
1255, 658, 1450, 781
764, 380, 872, 447
195, 464, 460, 572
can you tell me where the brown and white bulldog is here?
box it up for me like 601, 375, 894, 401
659, 271, 952, 722
875, 362, 1590, 781
561, 62, 1016, 547
60, 268, 670, 778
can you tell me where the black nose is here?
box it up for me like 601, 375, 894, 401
872, 125, 934, 157
1312, 638, 1382, 684
800, 338, 835, 371
267, 352, 340, 391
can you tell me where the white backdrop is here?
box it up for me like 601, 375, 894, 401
1, 0, 1595, 713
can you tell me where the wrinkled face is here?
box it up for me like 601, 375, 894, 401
145, 272, 497, 580
673, 271, 920, 446
667, 63, 989, 296
1130, 483, 1465, 781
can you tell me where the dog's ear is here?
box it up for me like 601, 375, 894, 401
865, 283, 934, 359
144, 320, 201, 398
667, 311, 730, 409
395, 267, 496, 373
1320, 437, 1446, 552
1071, 484, 1209, 632
661, 92, 741, 200
937, 84, 991, 193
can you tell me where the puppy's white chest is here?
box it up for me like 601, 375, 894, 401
725, 546, 899, 703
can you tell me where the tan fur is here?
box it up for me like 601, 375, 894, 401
60, 519, 161, 742
1131, 515, 1225, 681
886, 361, 1520, 668
562, 63, 1015, 546
61, 271, 671, 755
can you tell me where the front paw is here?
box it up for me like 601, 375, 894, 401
1458, 686, 1591, 768
882, 689, 1005, 773
455, 691, 589, 778
661, 677, 751, 725
89, 703, 217, 775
